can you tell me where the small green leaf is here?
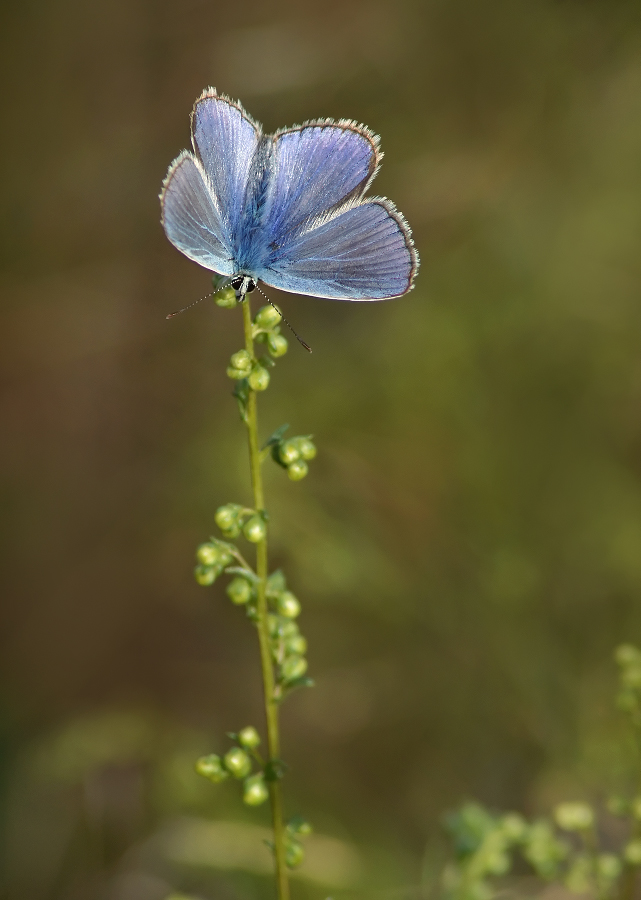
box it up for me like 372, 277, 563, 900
264, 758, 288, 781
225, 566, 261, 584
277, 676, 315, 702
233, 379, 250, 423
262, 423, 290, 450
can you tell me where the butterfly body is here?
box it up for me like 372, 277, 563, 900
161, 89, 419, 301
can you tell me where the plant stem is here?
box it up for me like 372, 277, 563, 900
242, 296, 290, 900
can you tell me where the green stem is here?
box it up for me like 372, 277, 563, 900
242, 296, 290, 900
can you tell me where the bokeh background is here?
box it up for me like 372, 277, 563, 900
3, 0, 641, 898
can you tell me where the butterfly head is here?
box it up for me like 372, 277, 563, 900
230, 275, 257, 301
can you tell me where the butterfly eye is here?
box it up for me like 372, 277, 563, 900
245, 279, 257, 293
230, 276, 244, 290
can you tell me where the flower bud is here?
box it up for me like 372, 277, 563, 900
280, 620, 299, 637
227, 366, 248, 380
281, 655, 308, 681
249, 366, 270, 391
238, 726, 261, 749
215, 504, 240, 531
278, 591, 301, 618
196, 543, 219, 566
287, 460, 308, 481
243, 515, 267, 543
287, 816, 313, 836
267, 614, 281, 637
279, 440, 300, 466
267, 333, 288, 357
194, 564, 217, 586
554, 802, 594, 831
266, 570, 286, 598
227, 576, 253, 605
215, 287, 238, 308
224, 747, 252, 779
243, 773, 269, 806
195, 753, 228, 783
285, 634, 307, 655
255, 305, 282, 329
230, 349, 252, 372
285, 840, 304, 868
295, 437, 316, 460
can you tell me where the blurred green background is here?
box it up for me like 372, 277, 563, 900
3, 0, 641, 898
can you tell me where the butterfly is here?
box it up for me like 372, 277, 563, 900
160, 88, 419, 303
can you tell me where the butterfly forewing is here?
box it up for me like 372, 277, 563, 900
190, 90, 261, 251
262, 122, 380, 246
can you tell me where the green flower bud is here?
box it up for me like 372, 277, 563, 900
238, 726, 261, 749
554, 802, 594, 831
280, 620, 299, 637
222, 524, 241, 539
215, 287, 238, 308
255, 305, 282, 329
295, 437, 316, 460
267, 614, 281, 637
227, 366, 248, 380
267, 333, 288, 357
249, 366, 270, 391
287, 460, 308, 481
195, 753, 229, 783
279, 440, 300, 465
230, 349, 252, 372
278, 591, 301, 618
227, 576, 253, 605
626, 841, 641, 865
243, 515, 267, 543
243, 773, 269, 806
224, 746, 252, 779
196, 543, 218, 566
287, 816, 313, 836
285, 840, 304, 868
281, 655, 308, 681
215, 504, 240, 531
285, 634, 307, 655
194, 564, 217, 586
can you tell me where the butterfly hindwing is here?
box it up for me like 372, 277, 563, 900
258, 199, 418, 301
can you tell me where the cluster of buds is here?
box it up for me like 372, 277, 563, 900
214, 503, 267, 543
284, 815, 313, 869
272, 433, 317, 481
194, 538, 235, 586
265, 570, 311, 696
195, 726, 269, 807
225, 306, 288, 392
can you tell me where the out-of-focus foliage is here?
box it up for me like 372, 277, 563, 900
442, 647, 641, 900
3, 0, 641, 898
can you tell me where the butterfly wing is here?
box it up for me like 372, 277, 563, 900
257, 199, 418, 301
160, 151, 236, 274
161, 89, 261, 273
261, 121, 380, 249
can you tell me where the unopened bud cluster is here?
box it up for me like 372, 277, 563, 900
284, 815, 313, 869
225, 306, 288, 391
214, 503, 267, 542
196, 726, 269, 807
272, 434, 317, 481
266, 569, 311, 694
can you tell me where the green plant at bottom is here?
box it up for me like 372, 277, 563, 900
442, 644, 641, 900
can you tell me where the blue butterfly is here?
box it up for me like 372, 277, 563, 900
160, 88, 419, 303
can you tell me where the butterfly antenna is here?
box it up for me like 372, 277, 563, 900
166, 279, 232, 319
255, 285, 312, 353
